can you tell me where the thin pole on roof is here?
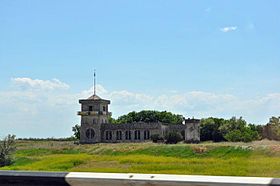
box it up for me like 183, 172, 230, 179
94, 69, 96, 95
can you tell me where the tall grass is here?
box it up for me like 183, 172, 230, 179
0, 141, 279, 177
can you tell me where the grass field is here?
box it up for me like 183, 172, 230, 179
1, 140, 280, 177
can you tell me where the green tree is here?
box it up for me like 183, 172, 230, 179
219, 117, 247, 134
114, 110, 183, 124
224, 130, 243, 142
248, 124, 262, 140
72, 124, 80, 140
220, 117, 259, 142
200, 117, 225, 142
0, 134, 16, 167
108, 116, 117, 124
164, 132, 183, 144
201, 117, 260, 142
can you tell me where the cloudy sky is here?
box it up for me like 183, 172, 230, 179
0, 1, 280, 138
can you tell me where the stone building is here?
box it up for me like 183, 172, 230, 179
78, 93, 200, 144
78, 71, 199, 143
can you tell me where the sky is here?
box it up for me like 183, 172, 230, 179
0, 0, 280, 138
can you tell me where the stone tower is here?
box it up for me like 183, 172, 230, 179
78, 71, 111, 143
78, 95, 111, 143
185, 118, 200, 143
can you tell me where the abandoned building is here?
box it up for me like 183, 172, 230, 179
78, 73, 200, 144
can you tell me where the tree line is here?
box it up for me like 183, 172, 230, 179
200, 116, 280, 142
200, 117, 262, 142
108, 110, 280, 142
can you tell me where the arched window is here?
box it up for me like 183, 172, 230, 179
105, 131, 112, 140
116, 131, 122, 140
93, 119, 97, 124
134, 130, 140, 140
125, 131, 131, 140
144, 130, 150, 140
86, 128, 95, 139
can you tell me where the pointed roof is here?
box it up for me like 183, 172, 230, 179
79, 94, 110, 104
88, 94, 102, 100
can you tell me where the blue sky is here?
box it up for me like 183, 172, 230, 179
0, 0, 280, 137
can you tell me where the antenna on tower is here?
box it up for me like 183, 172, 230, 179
94, 69, 96, 95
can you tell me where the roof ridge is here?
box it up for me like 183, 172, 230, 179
88, 94, 102, 100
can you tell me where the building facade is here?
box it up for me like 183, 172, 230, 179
78, 93, 200, 144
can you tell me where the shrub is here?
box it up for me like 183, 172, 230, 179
151, 134, 164, 143
224, 129, 258, 143
219, 117, 260, 142
164, 132, 183, 144
200, 117, 262, 142
224, 130, 243, 142
72, 124, 80, 140
0, 134, 16, 167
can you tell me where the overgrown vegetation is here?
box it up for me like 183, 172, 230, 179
164, 132, 183, 144
72, 124, 81, 140
150, 134, 163, 143
1, 140, 280, 177
201, 117, 261, 142
0, 134, 16, 167
111, 110, 183, 124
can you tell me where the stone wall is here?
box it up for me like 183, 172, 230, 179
100, 122, 163, 143
262, 124, 280, 141
166, 124, 186, 138
80, 122, 101, 144
185, 122, 200, 143
81, 121, 200, 144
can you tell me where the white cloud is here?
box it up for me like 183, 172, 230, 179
12, 77, 70, 90
1, 77, 280, 138
97, 88, 280, 125
220, 26, 237, 33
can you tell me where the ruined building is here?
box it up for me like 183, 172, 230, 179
78, 72, 200, 143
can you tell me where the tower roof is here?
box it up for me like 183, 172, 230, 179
88, 94, 102, 100
79, 93, 110, 104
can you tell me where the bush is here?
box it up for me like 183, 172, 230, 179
224, 130, 243, 142
224, 128, 258, 143
151, 134, 164, 143
72, 124, 80, 140
0, 134, 16, 167
165, 132, 183, 144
